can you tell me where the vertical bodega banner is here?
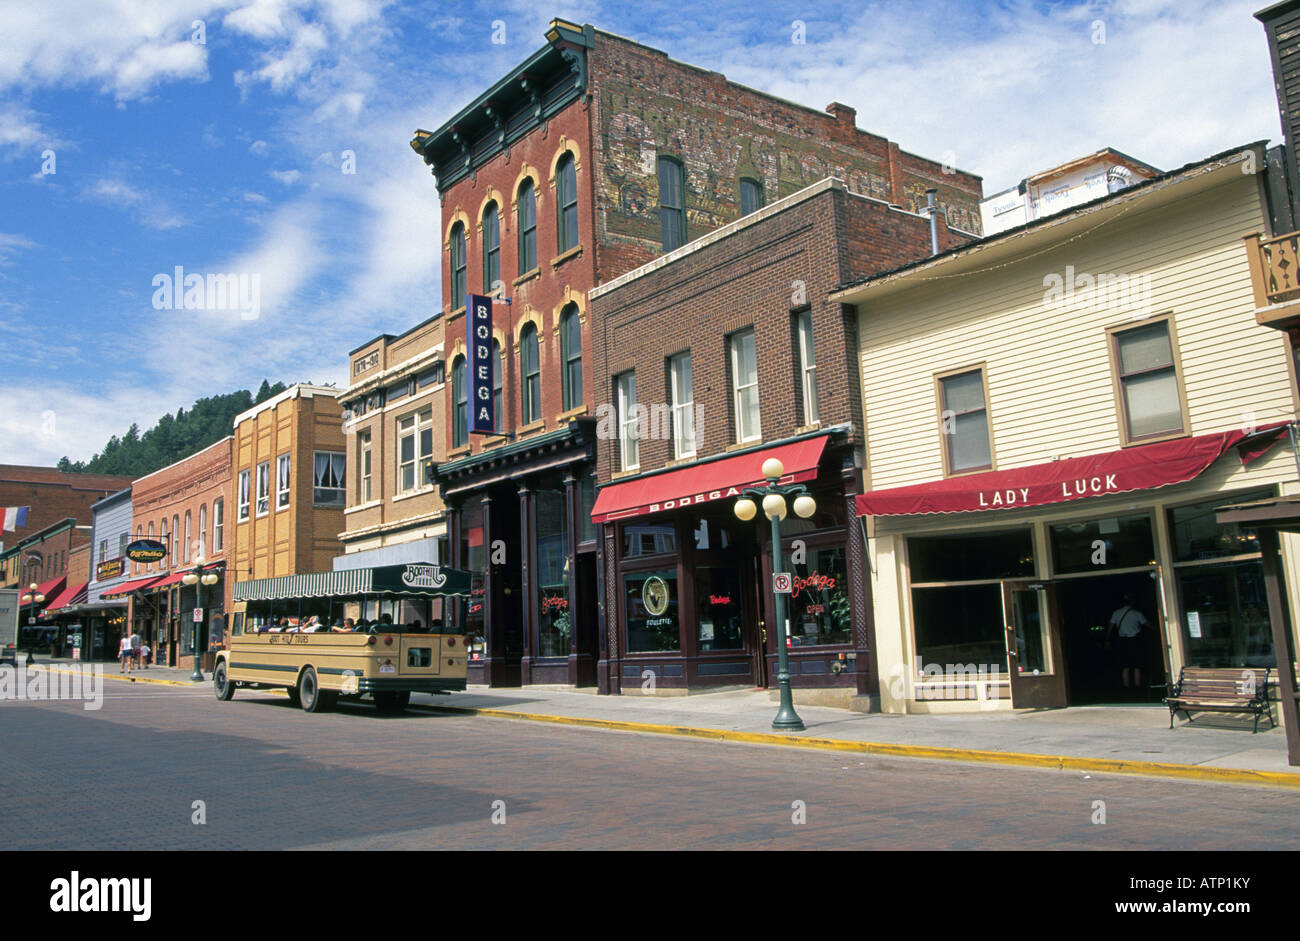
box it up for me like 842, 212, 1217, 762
468, 293, 494, 434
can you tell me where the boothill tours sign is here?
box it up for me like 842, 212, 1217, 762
468, 293, 494, 434
125, 540, 167, 564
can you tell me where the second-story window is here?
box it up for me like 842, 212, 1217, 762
658, 157, 686, 251
256, 461, 270, 515
313, 452, 346, 506
398, 408, 433, 492
1111, 319, 1186, 442
452, 356, 468, 448
669, 351, 696, 459
561, 304, 582, 411
938, 368, 993, 474
450, 222, 467, 312
277, 454, 291, 509
184, 511, 192, 562
359, 431, 372, 502
796, 310, 819, 425
521, 323, 541, 424
483, 202, 500, 293
729, 328, 761, 443
172, 514, 179, 564
617, 371, 639, 471
740, 177, 764, 216
518, 179, 537, 275
238, 470, 250, 520
556, 154, 578, 252
199, 504, 207, 559
213, 499, 223, 551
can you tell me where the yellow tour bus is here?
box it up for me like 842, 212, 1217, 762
215, 562, 473, 714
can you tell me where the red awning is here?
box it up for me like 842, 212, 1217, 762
856, 423, 1289, 518
591, 435, 829, 524
20, 576, 65, 606
102, 575, 163, 599
149, 571, 189, 589
44, 581, 87, 614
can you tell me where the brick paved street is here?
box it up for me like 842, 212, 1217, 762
3, 680, 1299, 850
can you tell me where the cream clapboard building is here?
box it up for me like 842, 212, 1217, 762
838, 144, 1300, 714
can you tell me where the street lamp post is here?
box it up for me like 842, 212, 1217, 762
734, 457, 816, 732
19, 581, 45, 667
182, 565, 219, 682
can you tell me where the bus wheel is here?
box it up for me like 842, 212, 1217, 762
375, 691, 410, 714
298, 667, 331, 713
214, 662, 235, 701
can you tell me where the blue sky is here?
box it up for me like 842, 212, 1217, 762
0, 0, 1282, 465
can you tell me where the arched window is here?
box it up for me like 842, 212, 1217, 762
213, 499, 224, 552
658, 156, 685, 251
199, 504, 207, 560
184, 511, 192, 563
561, 304, 582, 411
449, 222, 466, 311
172, 515, 179, 566
160, 519, 168, 569
452, 356, 468, 448
147, 521, 154, 570
492, 340, 504, 433
482, 202, 500, 293
517, 179, 537, 275
739, 177, 764, 216
556, 154, 578, 252
520, 323, 541, 424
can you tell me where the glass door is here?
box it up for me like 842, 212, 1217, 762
1002, 580, 1068, 707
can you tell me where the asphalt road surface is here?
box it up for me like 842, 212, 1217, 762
4, 680, 1298, 850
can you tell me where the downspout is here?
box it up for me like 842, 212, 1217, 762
926, 189, 941, 256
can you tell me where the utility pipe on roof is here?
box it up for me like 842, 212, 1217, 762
926, 188, 942, 256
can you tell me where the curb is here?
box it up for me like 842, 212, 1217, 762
422, 703, 1300, 790
44, 666, 200, 690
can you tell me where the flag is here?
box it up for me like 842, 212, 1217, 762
0, 506, 30, 532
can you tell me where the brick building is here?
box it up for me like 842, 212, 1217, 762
0, 466, 133, 587
407, 19, 982, 689
589, 178, 967, 700
228, 385, 346, 627
117, 438, 232, 670
339, 318, 450, 573
4, 517, 89, 633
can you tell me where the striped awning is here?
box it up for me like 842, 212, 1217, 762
233, 562, 472, 602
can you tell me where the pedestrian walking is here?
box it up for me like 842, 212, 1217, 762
130, 629, 142, 670
118, 634, 133, 673
139, 641, 152, 669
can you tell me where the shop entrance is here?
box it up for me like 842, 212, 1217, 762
1056, 571, 1164, 703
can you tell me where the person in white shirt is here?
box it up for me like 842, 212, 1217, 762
118, 634, 133, 674
1108, 594, 1149, 691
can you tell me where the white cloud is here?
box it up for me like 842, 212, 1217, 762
249, 138, 269, 155
269, 168, 302, 184
0, 233, 38, 265
243, 191, 269, 203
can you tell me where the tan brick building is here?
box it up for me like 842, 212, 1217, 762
228, 384, 346, 598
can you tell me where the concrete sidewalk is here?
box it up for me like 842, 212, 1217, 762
35, 656, 1298, 787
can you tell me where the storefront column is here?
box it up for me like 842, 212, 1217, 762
518, 483, 536, 685
480, 492, 507, 688
597, 523, 619, 695
1259, 527, 1300, 765
1151, 508, 1183, 680
843, 463, 876, 700
563, 470, 580, 686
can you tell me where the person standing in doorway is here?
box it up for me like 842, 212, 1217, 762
1108, 593, 1149, 692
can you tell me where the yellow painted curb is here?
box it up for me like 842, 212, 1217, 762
424, 704, 1300, 790
45, 666, 198, 689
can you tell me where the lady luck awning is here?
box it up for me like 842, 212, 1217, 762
590, 435, 829, 525
856, 423, 1290, 517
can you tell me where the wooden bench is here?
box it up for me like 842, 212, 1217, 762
1164, 667, 1274, 732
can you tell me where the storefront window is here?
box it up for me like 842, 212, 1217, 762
1170, 489, 1275, 668
911, 584, 1008, 673
909, 529, 1034, 582
461, 503, 486, 659
696, 566, 743, 651
536, 490, 570, 658
1049, 514, 1155, 573
579, 475, 597, 544
788, 546, 851, 647
623, 522, 676, 558
625, 568, 679, 653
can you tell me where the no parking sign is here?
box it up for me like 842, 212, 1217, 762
773, 573, 792, 594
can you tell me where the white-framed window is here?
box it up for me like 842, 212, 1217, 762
398, 408, 433, 493
359, 431, 372, 503
238, 470, 250, 520
199, 503, 207, 559
617, 371, 639, 471
313, 451, 346, 506
256, 461, 270, 516
213, 499, 223, 551
184, 511, 192, 563
172, 515, 179, 565
669, 351, 696, 459
277, 454, 291, 510
158, 520, 167, 568
796, 310, 819, 425
730, 328, 760, 443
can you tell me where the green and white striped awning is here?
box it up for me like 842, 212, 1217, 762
233, 563, 472, 602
